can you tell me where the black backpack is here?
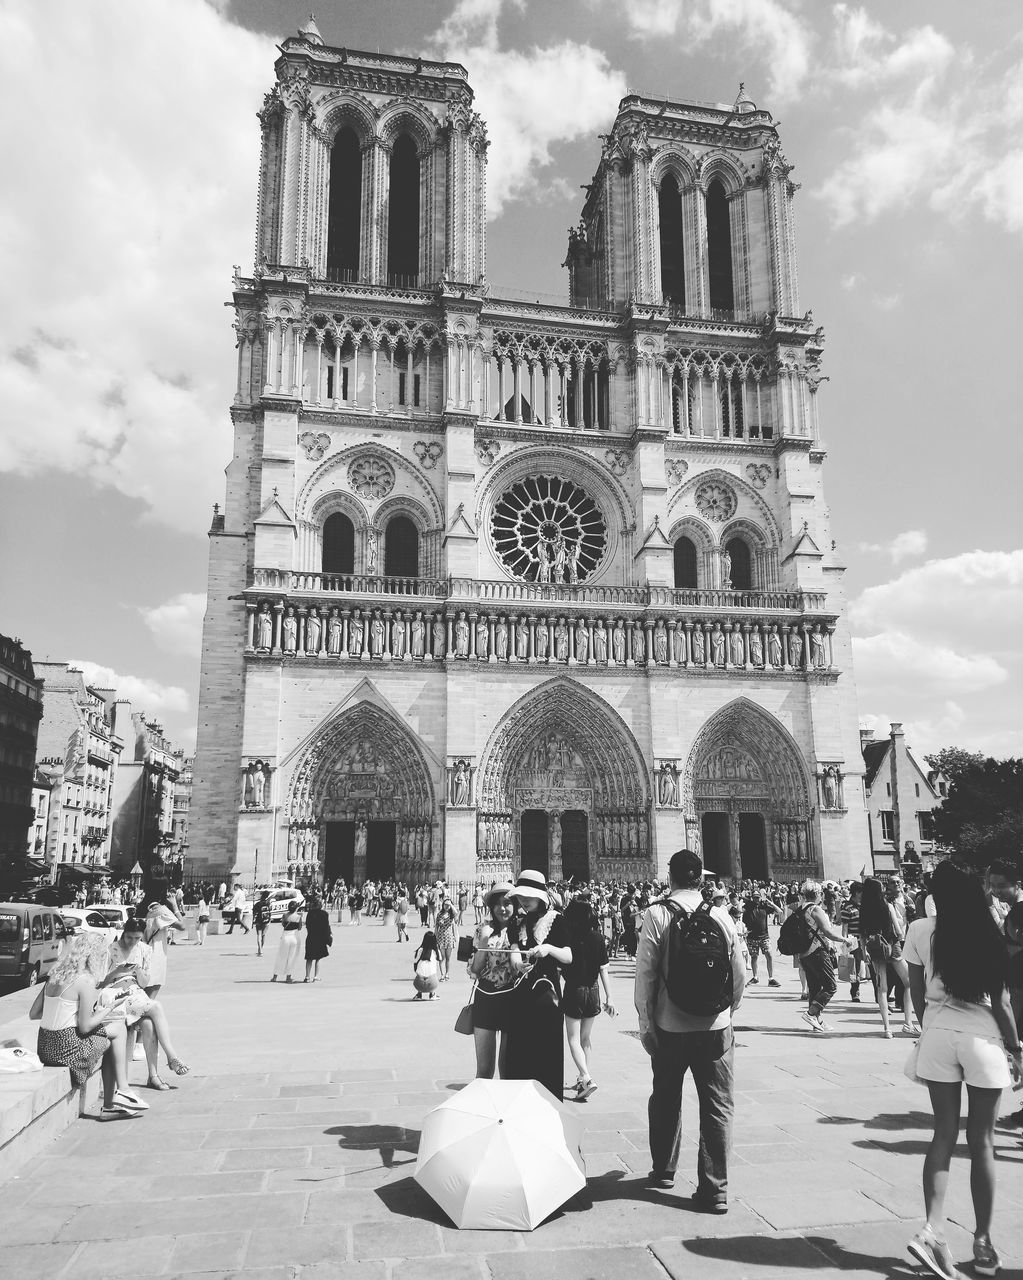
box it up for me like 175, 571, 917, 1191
777, 905, 817, 956
662, 900, 734, 1016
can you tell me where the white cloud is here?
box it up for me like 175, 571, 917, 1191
140, 593, 206, 657
0, 0, 273, 532
850, 550, 1023, 644
816, 21, 1023, 234
857, 529, 927, 562
70, 661, 190, 719
840, 273, 859, 290
852, 632, 1007, 694
613, 0, 813, 101
430, 0, 627, 215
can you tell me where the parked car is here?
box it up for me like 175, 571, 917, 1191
0, 902, 70, 989
59, 908, 123, 941
265, 888, 306, 921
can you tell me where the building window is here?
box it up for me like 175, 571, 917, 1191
384, 515, 419, 577
413, 373, 421, 407
706, 178, 734, 313
387, 133, 420, 283
398, 371, 407, 405
918, 812, 936, 841
886, 782, 892, 797
327, 126, 362, 281
914, 783, 920, 797
658, 173, 685, 306
880, 810, 895, 841
322, 512, 355, 575
724, 537, 752, 590
673, 536, 698, 589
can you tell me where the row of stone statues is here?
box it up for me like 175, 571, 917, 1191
249, 602, 834, 670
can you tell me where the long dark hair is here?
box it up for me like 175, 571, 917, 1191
563, 896, 602, 953
859, 877, 890, 936
931, 861, 1008, 1004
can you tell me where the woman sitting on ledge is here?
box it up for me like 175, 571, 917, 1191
30, 933, 149, 1118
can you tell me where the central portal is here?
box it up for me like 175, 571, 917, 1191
323, 820, 396, 884
520, 810, 549, 876
561, 810, 589, 881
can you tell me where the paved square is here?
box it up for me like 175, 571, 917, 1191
2, 922, 1021, 1279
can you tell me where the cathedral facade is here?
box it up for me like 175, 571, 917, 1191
190, 18, 869, 888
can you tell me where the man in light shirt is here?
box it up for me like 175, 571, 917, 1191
634, 848, 745, 1213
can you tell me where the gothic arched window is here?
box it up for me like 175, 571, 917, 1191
322, 512, 355, 575
658, 174, 685, 306
326, 127, 361, 281
387, 133, 420, 284
673, 536, 698, 589
384, 515, 419, 577
706, 179, 734, 313
725, 536, 752, 590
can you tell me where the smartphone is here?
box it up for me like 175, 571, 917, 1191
113, 989, 131, 1001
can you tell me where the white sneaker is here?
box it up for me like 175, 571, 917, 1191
800, 1010, 825, 1033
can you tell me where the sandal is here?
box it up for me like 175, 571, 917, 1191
147, 1075, 171, 1090
112, 1089, 149, 1111
167, 1059, 190, 1076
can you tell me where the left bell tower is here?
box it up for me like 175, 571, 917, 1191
254, 16, 487, 284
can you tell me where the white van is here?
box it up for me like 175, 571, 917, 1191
0, 902, 69, 988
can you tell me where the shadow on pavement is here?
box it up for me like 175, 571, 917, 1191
326, 1122, 421, 1169
680, 1234, 898, 1272
375, 1174, 451, 1224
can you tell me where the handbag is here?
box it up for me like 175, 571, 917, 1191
865, 932, 893, 964
454, 981, 476, 1035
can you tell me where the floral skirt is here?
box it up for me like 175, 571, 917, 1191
37, 1025, 108, 1087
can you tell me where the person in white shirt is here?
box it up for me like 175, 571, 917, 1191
634, 849, 745, 1213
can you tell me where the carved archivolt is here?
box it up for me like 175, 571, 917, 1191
477, 677, 650, 816
296, 443, 443, 528
682, 697, 812, 819
288, 701, 435, 826
668, 467, 781, 545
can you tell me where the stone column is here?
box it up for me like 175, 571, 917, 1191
245, 604, 256, 650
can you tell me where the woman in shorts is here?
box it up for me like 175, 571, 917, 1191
561, 894, 614, 1101
904, 860, 1022, 1279
860, 876, 917, 1038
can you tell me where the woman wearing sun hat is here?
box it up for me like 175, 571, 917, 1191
504, 870, 573, 1100
468, 883, 521, 1078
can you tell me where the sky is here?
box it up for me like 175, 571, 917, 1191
0, 0, 1020, 765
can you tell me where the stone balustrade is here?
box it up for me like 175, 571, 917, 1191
249, 569, 824, 614
245, 597, 836, 673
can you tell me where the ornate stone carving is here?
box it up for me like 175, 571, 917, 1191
348, 455, 395, 500
413, 440, 443, 470
819, 764, 844, 811
448, 758, 473, 808
299, 431, 331, 461
666, 459, 689, 487
656, 760, 680, 808
604, 448, 629, 477
242, 759, 271, 809
746, 463, 771, 490
695, 480, 737, 522
476, 438, 500, 468
490, 476, 607, 584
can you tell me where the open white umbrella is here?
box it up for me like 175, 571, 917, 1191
415, 1077, 586, 1230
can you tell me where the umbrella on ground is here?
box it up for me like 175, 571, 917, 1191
414, 1077, 586, 1229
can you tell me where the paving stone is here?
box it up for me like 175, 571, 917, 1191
115, 1150, 224, 1176
393, 1255, 487, 1280
267, 1105, 375, 1124
486, 1245, 666, 1280
278, 1084, 344, 1098
168, 1231, 250, 1273
300, 1263, 388, 1280
437, 1226, 526, 1254
203, 1125, 337, 1149
0, 1242, 80, 1279
147, 1170, 266, 1198
0, 1201, 79, 1245
219, 1145, 313, 1170
245, 1224, 351, 1267
749, 1190, 898, 1231
70, 1234, 176, 1277
303, 1189, 391, 1224
351, 1220, 444, 1259
57, 1192, 308, 1242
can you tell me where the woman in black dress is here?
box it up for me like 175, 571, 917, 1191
504, 870, 573, 1100
303, 895, 333, 982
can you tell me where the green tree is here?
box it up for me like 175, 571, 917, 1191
925, 749, 1023, 870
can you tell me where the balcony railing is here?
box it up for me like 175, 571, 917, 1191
248, 570, 823, 614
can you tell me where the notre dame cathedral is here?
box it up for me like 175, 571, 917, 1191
190, 16, 869, 888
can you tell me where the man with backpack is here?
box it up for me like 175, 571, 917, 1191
634, 848, 746, 1214
778, 879, 853, 1032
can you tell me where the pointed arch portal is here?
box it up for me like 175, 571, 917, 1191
477, 679, 652, 882
287, 702, 436, 886
682, 698, 816, 880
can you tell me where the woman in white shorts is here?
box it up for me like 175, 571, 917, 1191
904, 861, 1021, 1280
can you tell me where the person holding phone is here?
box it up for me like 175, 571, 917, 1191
105, 919, 189, 1090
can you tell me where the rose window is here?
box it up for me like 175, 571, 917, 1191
348, 456, 394, 500
695, 481, 737, 522
490, 476, 606, 583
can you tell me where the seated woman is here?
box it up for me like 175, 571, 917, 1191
105, 918, 189, 1090
468, 884, 521, 1079
30, 933, 149, 1117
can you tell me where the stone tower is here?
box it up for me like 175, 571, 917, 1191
190, 27, 868, 889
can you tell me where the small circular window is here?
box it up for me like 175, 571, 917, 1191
490, 476, 607, 583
